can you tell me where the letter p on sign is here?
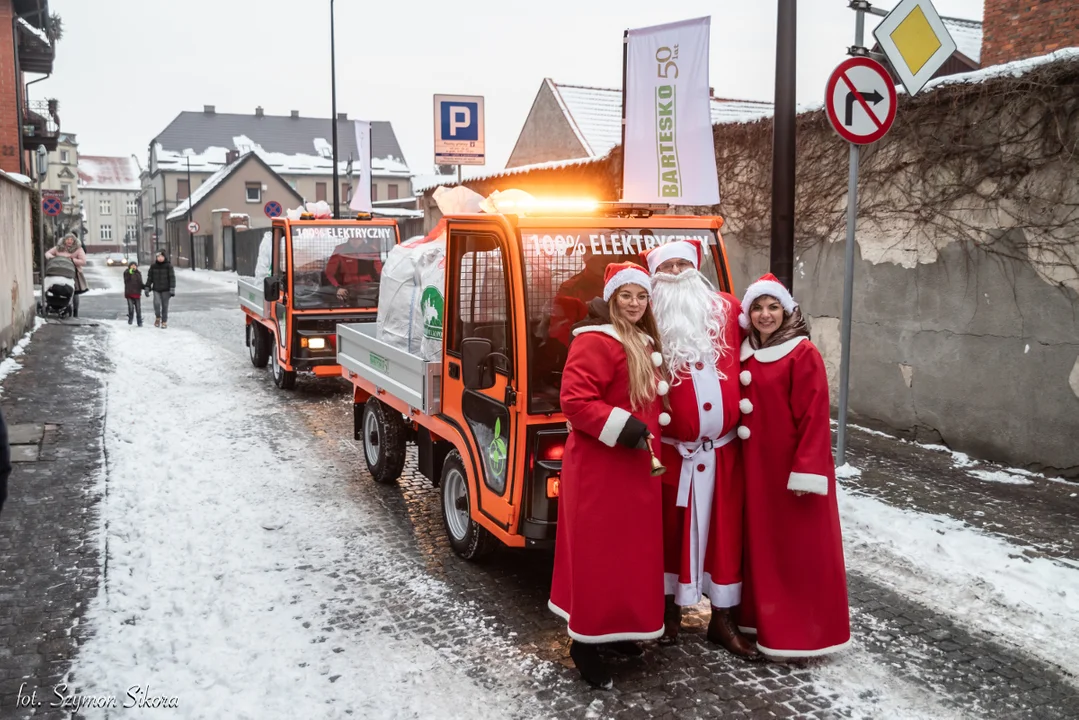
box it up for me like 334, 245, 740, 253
440, 101, 479, 141
450, 107, 471, 136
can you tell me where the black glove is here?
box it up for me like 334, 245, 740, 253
615, 415, 650, 449
170, 292, 176, 297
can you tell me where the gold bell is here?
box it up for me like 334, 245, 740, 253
644, 433, 667, 477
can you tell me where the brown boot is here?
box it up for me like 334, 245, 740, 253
658, 594, 681, 645
708, 607, 761, 659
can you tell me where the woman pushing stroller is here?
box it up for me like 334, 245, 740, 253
44, 234, 88, 317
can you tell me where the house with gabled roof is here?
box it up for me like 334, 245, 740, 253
506, 78, 773, 169
78, 154, 141, 255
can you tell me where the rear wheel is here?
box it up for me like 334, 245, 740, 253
271, 347, 297, 389
361, 398, 407, 484
248, 324, 269, 368
440, 451, 495, 560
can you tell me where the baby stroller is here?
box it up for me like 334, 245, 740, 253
41, 255, 77, 319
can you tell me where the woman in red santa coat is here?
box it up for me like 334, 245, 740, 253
549, 261, 670, 689
736, 273, 850, 659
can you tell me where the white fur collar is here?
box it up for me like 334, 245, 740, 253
573, 325, 654, 346
740, 336, 807, 363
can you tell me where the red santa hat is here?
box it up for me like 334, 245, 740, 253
602, 261, 652, 302
641, 239, 703, 276
739, 273, 798, 329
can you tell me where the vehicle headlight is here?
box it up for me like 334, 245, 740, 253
308, 338, 326, 349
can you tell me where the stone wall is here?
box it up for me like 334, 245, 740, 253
0, 172, 36, 357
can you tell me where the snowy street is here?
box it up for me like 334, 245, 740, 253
1, 259, 1077, 719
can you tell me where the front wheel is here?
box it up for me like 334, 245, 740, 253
440, 451, 495, 560
361, 397, 407, 484
270, 348, 296, 390
248, 323, 269, 368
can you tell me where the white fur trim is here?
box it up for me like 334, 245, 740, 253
702, 574, 742, 609
738, 312, 750, 330
740, 336, 807, 363
651, 351, 663, 367
739, 398, 753, 414
740, 338, 754, 362
659, 412, 671, 426
757, 636, 852, 659
598, 407, 632, 448
736, 425, 751, 440
602, 267, 651, 302
572, 324, 622, 343
741, 279, 797, 316
788, 472, 829, 496
739, 370, 752, 386
548, 600, 665, 643
646, 240, 699, 275
657, 380, 670, 396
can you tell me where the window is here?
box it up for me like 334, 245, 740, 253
177, 180, 190, 200
127, 199, 138, 215
315, 182, 327, 202
60, 150, 69, 164
388, 184, 399, 200
246, 183, 261, 203
126, 224, 138, 242
60, 183, 71, 200
100, 224, 112, 241
371, 184, 378, 202
100, 199, 111, 215
448, 232, 510, 373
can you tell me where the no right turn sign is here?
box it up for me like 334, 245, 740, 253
825, 57, 898, 145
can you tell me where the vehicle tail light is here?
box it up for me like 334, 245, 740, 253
539, 438, 564, 462
546, 476, 560, 498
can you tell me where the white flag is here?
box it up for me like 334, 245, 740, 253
349, 120, 373, 213
622, 17, 720, 205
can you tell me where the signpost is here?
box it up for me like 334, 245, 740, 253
433, 94, 485, 183
41, 194, 62, 216
35, 146, 48, 298
873, 0, 957, 97
264, 201, 282, 219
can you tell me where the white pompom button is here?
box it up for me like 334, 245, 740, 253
739, 399, 754, 414
737, 425, 751, 440
657, 380, 670, 396
659, 412, 671, 427
651, 351, 663, 367
740, 371, 752, 386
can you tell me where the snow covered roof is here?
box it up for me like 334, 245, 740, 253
941, 17, 982, 65
412, 173, 464, 194
421, 156, 605, 193
152, 111, 410, 177
166, 152, 302, 220
546, 79, 773, 158
78, 156, 141, 191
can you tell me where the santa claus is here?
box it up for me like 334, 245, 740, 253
644, 240, 759, 659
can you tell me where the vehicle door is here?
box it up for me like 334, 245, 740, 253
271, 223, 290, 361
441, 221, 521, 532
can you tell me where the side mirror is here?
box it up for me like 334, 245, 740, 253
264, 277, 280, 300
462, 337, 494, 390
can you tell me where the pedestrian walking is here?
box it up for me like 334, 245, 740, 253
145, 251, 176, 328
123, 262, 145, 327
44, 234, 88, 317
735, 273, 851, 659
1, 406, 11, 516
549, 261, 669, 689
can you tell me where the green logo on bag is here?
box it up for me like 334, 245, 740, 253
488, 417, 508, 478
420, 286, 443, 340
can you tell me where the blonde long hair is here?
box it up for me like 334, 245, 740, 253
609, 298, 668, 412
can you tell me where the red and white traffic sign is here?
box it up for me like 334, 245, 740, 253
825, 57, 897, 145
187, 221, 200, 234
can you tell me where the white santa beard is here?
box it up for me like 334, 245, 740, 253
652, 270, 729, 381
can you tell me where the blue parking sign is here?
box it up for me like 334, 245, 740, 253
434, 94, 485, 166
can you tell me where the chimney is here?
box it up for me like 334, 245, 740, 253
204, 105, 215, 114
337, 112, 347, 120
226, 149, 239, 164
290, 110, 300, 118
255, 106, 264, 118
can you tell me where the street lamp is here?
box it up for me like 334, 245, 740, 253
330, 0, 340, 219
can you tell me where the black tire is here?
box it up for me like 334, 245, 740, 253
270, 346, 297, 390
248, 324, 269, 368
361, 397, 407, 484
440, 451, 495, 560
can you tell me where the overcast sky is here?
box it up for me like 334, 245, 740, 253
42, 0, 983, 176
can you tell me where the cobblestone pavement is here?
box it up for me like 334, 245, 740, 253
1, 270, 1076, 719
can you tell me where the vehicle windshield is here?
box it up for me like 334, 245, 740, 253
521, 227, 726, 415
289, 224, 397, 310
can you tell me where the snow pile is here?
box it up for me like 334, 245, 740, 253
71, 322, 535, 718
835, 464, 862, 480
840, 487, 1079, 675
0, 317, 46, 387
966, 469, 1034, 486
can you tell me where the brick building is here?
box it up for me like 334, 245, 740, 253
982, 0, 1079, 66
0, 0, 57, 176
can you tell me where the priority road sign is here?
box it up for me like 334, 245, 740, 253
873, 0, 956, 97
825, 57, 897, 145
433, 94, 485, 166
42, 196, 62, 216
264, 201, 282, 218
187, 220, 200, 234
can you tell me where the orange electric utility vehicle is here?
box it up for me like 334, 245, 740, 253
239, 215, 400, 389
337, 202, 735, 559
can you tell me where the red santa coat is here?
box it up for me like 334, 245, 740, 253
737, 336, 850, 657
549, 325, 665, 642
660, 292, 747, 608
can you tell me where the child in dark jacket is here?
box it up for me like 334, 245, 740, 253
124, 262, 145, 326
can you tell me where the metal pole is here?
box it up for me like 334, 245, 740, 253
835, 3, 867, 466
36, 180, 45, 298
330, 0, 340, 218
620, 29, 629, 198
770, 0, 797, 292
457, 165, 462, 185
186, 155, 194, 271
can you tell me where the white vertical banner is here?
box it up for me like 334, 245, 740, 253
622, 16, 720, 205
349, 120, 373, 212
